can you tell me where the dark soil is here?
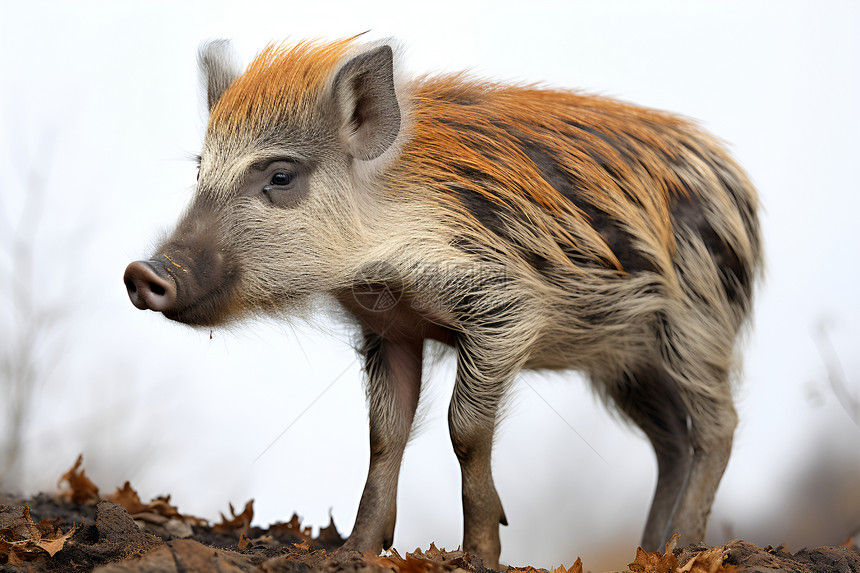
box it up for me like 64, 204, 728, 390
1, 484, 858, 572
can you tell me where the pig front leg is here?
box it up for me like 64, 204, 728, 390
448, 334, 520, 570
342, 331, 423, 553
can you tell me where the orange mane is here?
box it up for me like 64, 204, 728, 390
209, 38, 358, 136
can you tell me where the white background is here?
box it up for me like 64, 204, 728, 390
1, 1, 858, 570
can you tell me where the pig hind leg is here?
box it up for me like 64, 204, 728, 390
604, 362, 735, 550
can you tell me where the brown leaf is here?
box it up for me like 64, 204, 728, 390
238, 533, 249, 549
213, 499, 254, 535
155, 494, 208, 526
678, 547, 738, 573
410, 541, 443, 559
104, 481, 148, 514
103, 482, 208, 528
316, 513, 344, 547
57, 454, 99, 505
0, 505, 76, 563
397, 556, 443, 572
269, 512, 316, 544
35, 525, 76, 557
364, 547, 442, 573
548, 557, 583, 573
21, 507, 41, 543
629, 534, 681, 573
406, 543, 473, 570
0, 538, 29, 567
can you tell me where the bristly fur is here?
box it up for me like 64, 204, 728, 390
209, 38, 359, 138
388, 74, 758, 277
137, 37, 763, 568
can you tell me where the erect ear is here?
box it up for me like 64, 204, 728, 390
331, 45, 401, 161
198, 40, 242, 113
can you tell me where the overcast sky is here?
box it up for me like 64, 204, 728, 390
1, 1, 859, 570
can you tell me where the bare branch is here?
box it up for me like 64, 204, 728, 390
813, 320, 860, 427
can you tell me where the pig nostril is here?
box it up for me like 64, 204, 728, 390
124, 260, 176, 312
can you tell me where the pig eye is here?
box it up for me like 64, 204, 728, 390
262, 171, 297, 204
246, 160, 309, 208
270, 172, 294, 186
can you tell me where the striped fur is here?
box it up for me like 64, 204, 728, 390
138, 38, 762, 568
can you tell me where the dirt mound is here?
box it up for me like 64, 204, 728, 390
1, 457, 857, 572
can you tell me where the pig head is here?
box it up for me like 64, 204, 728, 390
125, 40, 401, 327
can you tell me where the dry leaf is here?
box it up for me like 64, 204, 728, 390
368, 547, 442, 573
104, 481, 149, 514
629, 534, 681, 573
103, 482, 208, 528
57, 454, 99, 505
213, 499, 254, 535
21, 507, 41, 542
269, 512, 316, 544
35, 526, 76, 557
238, 533, 249, 549
406, 542, 473, 570
0, 538, 28, 567
0, 505, 76, 563
316, 513, 344, 546
549, 557, 583, 573
678, 547, 738, 573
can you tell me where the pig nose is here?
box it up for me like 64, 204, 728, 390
124, 261, 177, 312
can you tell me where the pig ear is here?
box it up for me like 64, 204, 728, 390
198, 40, 242, 113
332, 45, 401, 160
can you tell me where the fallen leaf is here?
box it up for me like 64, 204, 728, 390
21, 507, 41, 543
35, 525, 76, 557
269, 512, 316, 544
213, 499, 254, 535
104, 481, 149, 514
0, 505, 76, 563
549, 557, 583, 573
629, 534, 681, 573
406, 543, 474, 570
315, 512, 344, 547
678, 546, 738, 573
0, 538, 28, 567
104, 482, 208, 528
57, 454, 99, 505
